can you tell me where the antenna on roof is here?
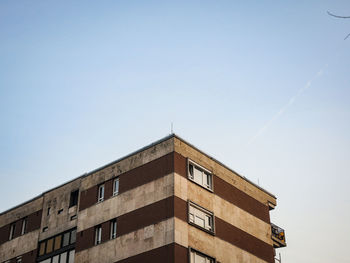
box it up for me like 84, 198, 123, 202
171, 122, 174, 134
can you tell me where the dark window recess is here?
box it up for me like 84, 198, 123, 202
43, 227, 48, 232
70, 215, 77, 221
58, 209, 63, 215
69, 190, 79, 207
47, 207, 51, 216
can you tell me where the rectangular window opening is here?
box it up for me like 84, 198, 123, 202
188, 160, 213, 191
98, 184, 105, 202
188, 201, 214, 234
9, 223, 15, 240
69, 190, 79, 207
110, 219, 117, 239
95, 225, 102, 245
21, 218, 27, 235
113, 177, 119, 196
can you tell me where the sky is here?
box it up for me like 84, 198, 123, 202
0, 1, 349, 262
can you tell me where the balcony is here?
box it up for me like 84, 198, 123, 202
271, 223, 286, 248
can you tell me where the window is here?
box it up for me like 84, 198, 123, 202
9, 223, 15, 240
21, 218, 27, 235
47, 207, 51, 216
188, 201, 214, 233
68, 250, 75, 263
189, 248, 215, 263
95, 225, 102, 245
110, 219, 117, 239
98, 184, 105, 202
38, 229, 76, 260
54, 235, 62, 251
16, 257, 22, 263
43, 226, 48, 232
58, 209, 63, 214
188, 161, 213, 190
70, 229, 76, 244
113, 177, 119, 196
69, 190, 79, 207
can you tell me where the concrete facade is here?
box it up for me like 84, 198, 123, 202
0, 134, 286, 263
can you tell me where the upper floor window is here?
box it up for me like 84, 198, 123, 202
95, 225, 102, 245
189, 248, 215, 263
9, 223, 15, 240
69, 190, 79, 207
188, 161, 213, 191
21, 218, 27, 235
98, 184, 104, 202
110, 219, 117, 239
113, 177, 119, 196
188, 201, 214, 234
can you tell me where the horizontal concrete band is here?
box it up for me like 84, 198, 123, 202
0, 210, 42, 246
79, 151, 270, 225
76, 196, 273, 262
114, 243, 188, 263
79, 152, 176, 211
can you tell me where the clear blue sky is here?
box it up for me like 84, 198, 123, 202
1, 1, 349, 262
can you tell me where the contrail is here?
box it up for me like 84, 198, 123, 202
247, 64, 328, 146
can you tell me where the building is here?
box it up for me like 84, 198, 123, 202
0, 134, 286, 263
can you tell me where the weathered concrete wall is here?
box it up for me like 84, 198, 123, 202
174, 173, 272, 245
80, 137, 174, 190
175, 218, 267, 263
39, 178, 81, 241
174, 137, 276, 207
0, 229, 39, 261
75, 218, 174, 263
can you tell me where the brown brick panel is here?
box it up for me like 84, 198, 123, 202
174, 197, 274, 263
174, 243, 189, 263
0, 210, 42, 245
119, 152, 174, 194
76, 227, 95, 252
79, 152, 175, 211
173, 153, 271, 223
79, 185, 98, 211
215, 217, 274, 263
0, 224, 9, 245
101, 221, 111, 243
104, 178, 114, 200
214, 176, 270, 223
114, 243, 188, 263
26, 210, 42, 233
117, 196, 174, 236
76, 196, 176, 252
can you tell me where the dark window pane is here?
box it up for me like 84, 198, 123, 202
70, 229, 76, 244
62, 232, 70, 247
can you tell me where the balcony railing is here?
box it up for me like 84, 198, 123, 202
271, 223, 286, 248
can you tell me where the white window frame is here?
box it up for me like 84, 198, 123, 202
189, 247, 216, 263
95, 226, 102, 245
21, 218, 27, 235
188, 201, 215, 234
188, 160, 213, 191
98, 184, 105, 202
9, 223, 15, 240
113, 177, 119, 196
110, 219, 117, 239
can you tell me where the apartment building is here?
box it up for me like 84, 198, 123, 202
0, 134, 286, 263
